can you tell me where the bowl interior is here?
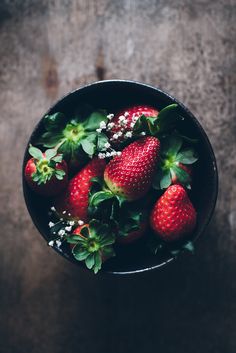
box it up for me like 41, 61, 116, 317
23, 80, 218, 274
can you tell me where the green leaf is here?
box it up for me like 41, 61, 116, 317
38, 131, 64, 148
157, 104, 179, 132
160, 170, 171, 189
80, 226, 89, 238
93, 252, 102, 274
97, 133, 109, 151
171, 165, 191, 185
45, 148, 57, 160
115, 195, 126, 207
44, 112, 67, 131
90, 176, 104, 187
163, 135, 183, 157
81, 138, 96, 156
176, 149, 198, 164
183, 241, 195, 253
28, 145, 44, 160
72, 247, 90, 261
84, 111, 108, 131
85, 254, 95, 269
51, 155, 63, 163
90, 191, 114, 207
55, 169, 66, 180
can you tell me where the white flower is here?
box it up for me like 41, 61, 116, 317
50, 206, 56, 211
120, 119, 128, 126
104, 142, 111, 149
130, 122, 135, 128
56, 240, 62, 247
140, 131, 146, 136
96, 128, 102, 133
98, 153, 106, 159
116, 151, 122, 156
124, 111, 129, 117
62, 210, 66, 214
78, 220, 84, 226
58, 229, 65, 236
107, 122, 115, 131
65, 226, 72, 232
125, 131, 132, 138
48, 240, 54, 247
117, 131, 123, 137
118, 115, 125, 122
107, 113, 114, 120
99, 121, 107, 129
112, 133, 119, 139
69, 221, 75, 226
48, 221, 54, 228
111, 151, 116, 156
132, 116, 139, 122
106, 152, 111, 157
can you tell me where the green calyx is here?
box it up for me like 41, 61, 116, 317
29, 145, 65, 185
133, 103, 180, 137
37, 110, 110, 162
68, 220, 115, 273
152, 134, 198, 190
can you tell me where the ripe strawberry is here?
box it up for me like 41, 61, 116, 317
104, 136, 160, 201
24, 145, 68, 197
108, 105, 158, 145
68, 220, 115, 273
54, 158, 106, 221
150, 185, 197, 241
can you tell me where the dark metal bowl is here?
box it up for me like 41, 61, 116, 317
22, 80, 218, 275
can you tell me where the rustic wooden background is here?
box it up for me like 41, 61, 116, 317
0, 1, 236, 352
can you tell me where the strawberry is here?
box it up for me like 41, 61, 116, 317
54, 158, 106, 221
67, 220, 115, 273
24, 145, 68, 197
108, 105, 158, 145
150, 184, 197, 241
117, 222, 147, 244
104, 136, 160, 201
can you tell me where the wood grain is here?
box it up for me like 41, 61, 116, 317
0, 1, 236, 352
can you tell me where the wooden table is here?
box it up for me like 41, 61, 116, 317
0, 1, 235, 352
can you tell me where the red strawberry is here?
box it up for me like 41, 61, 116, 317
108, 105, 158, 145
68, 220, 115, 273
24, 145, 68, 197
117, 222, 147, 244
104, 136, 160, 201
54, 158, 106, 221
150, 185, 197, 241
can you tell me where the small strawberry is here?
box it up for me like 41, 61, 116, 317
108, 105, 158, 145
152, 135, 198, 190
150, 184, 197, 241
54, 158, 106, 221
24, 145, 68, 197
104, 136, 160, 201
117, 222, 147, 244
66, 220, 115, 273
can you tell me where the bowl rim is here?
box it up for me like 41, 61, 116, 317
22, 79, 219, 275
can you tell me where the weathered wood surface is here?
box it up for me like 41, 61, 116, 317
0, 1, 236, 352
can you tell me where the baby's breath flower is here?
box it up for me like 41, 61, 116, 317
125, 131, 132, 138
104, 142, 111, 149
65, 226, 72, 232
112, 133, 119, 139
140, 131, 146, 136
78, 220, 84, 226
124, 111, 129, 117
56, 240, 62, 247
69, 221, 75, 226
106, 152, 111, 157
116, 151, 122, 156
99, 121, 107, 129
98, 153, 106, 159
48, 240, 54, 247
107, 113, 114, 120
96, 128, 102, 133
48, 221, 54, 228
58, 229, 65, 236
50, 206, 56, 211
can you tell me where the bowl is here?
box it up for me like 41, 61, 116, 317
22, 80, 218, 275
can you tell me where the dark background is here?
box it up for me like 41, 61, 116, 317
0, 1, 236, 352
